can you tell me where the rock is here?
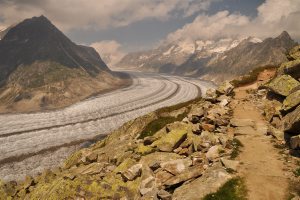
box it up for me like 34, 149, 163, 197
205, 88, 217, 100
289, 45, 300, 60
157, 189, 172, 200
172, 167, 232, 200
155, 170, 174, 186
143, 136, 157, 145
219, 99, 229, 107
256, 122, 268, 135
136, 144, 155, 155
283, 105, 300, 133
187, 107, 204, 123
191, 152, 204, 165
200, 131, 219, 146
160, 158, 192, 175
139, 176, 157, 196
220, 158, 239, 171
206, 145, 222, 161
290, 135, 300, 149
267, 126, 284, 141
279, 59, 300, 79
86, 152, 98, 163
216, 81, 234, 95
282, 89, 300, 111
23, 176, 34, 189
163, 166, 203, 187
201, 123, 215, 132
151, 129, 187, 152
191, 123, 201, 134
230, 118, 255, 127
122, 164, 143, 181
166, 122, 190, 133
263, 75, 300, 96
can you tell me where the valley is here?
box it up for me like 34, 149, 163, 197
0, 70, 214, 181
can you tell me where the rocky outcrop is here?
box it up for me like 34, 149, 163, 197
0, 81, 241, 199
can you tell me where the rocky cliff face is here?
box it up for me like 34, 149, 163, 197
118, 32, 297, 83
0, 16, 129, 113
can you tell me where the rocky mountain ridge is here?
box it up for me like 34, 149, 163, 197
0, 16, 130, 113
118, 32, 297, 83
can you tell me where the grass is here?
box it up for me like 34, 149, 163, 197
230, 138, 244, 160
203, 178, 247, 200
230, 65, 277, 87
138, 97, 203, 139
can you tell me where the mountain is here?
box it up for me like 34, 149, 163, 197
118, 31, 297, 82
0, 16, 129, 113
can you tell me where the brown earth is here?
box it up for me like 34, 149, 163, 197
232, 83, 290, 200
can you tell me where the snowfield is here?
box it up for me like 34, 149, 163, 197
0, 71, 215, 181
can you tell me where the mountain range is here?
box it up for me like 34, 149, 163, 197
117, 31, 297, 82
0, 16, 129, 113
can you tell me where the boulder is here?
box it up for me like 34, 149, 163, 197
279, 59, 300, 79
151, 129, 187, 152
166, 122, 190, 133
205, 88, 217, 100
282, 89, 300, 111
172, 167, 232, 200
187, 107, 204, 123
220, 158, 239, 171
163, 166, 203, 187
121, 164, 143, 181
289, 45, 300, 60
139, 176, 157, 196
230, 118, 255, 128
216, 81, 234, 95
206, 145, 222, 161
157, 190, 172, 200
263, 75, 300, 96
135, 144, 155, 156
290, 135, 300, 149
283, 105, 300, 134
267, 126, 284, 141
201, 123, 215, 132
160, 158, 192, 175
155, 170, 174, 186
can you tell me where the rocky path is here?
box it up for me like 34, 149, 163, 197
233, 86, 289, 200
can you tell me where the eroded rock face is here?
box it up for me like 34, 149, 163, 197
283, 105, 300, 134
172, 167, 232, 200
263, 75, 300, 96
282, 89, 300, 111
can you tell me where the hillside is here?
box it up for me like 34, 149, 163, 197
0, 16, 130, 113
2, 46, 300, 199
118, 32, 297, 83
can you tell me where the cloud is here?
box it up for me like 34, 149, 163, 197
0, 0, 215, 31
166, 0, 300, 42
91, 40, 125, 67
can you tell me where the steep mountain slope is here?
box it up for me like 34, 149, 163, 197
118, 32, 297, 82
0, 16, 130, 113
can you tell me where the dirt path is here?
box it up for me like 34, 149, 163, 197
232, 85, 289, 200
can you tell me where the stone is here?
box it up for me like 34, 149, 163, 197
201, 123, 215, 132
230, 118, 255, 127
136, 144, 154, 155
200, 131, 219, 146
157, 189, 172, 200
155, 170, 174, 186
262, 75, 300, 96
279, 59, 300, 79
163, 166, 203, 187
172, 167, 232, 200
283, 105, 300, 134
139, 176, 157, 196
282, 89, 300, 111
206, 145, 222, 161
290, 135, 300, 149
191, 152, 204, 165
166, 122, 190, 133
220, 158, 239, 171
219, 99, 229, 107
143, 136, 157, 145
289, 45, 300, 60
187, 107, 204, 123
160, 158, 192, 175
267, 126, 284, 141
122, 164, 143, 181
151, 129, 187, 152
256, 122, 268, 135
205, 88, 217, 100
23, 176, 34, 189
86, 152, 98, 163
216, 81, 234, 95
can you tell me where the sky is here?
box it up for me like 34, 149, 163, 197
0, 0, 300, 65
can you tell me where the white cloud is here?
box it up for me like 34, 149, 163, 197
166, 0, 300, 43
0, 0, 215, 31
91, 40, 125, 67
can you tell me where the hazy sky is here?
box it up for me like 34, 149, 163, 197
0, 0, 300, 64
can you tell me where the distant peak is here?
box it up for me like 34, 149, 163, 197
277, 31, 291, 40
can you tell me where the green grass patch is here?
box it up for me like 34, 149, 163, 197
230, 138, 244, 160
138, 97, 203, 139
203, 177, 247, 200
293, 168, 300, 177
231, 65, 277, 87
